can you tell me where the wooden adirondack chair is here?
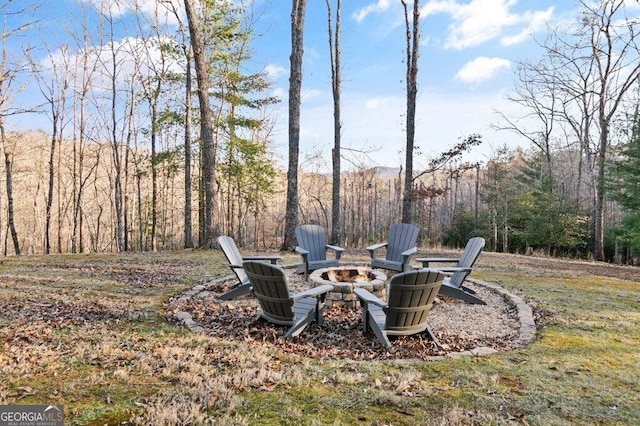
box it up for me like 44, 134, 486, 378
295, 224, 345, 280
243, 261, 334, 339
217, 235, 281, 300
354, 269, 444, 347
415, 237, 486, 305
366, 223, 419, 272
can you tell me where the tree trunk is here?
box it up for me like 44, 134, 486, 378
401, 0, 419, 224
282, 0, 307, 250
150, 91, 159, 252
109, 20, 125, 252
45, 124, 56, 254
136, 164, 143, 250
184, 0, 218, 248
183, 45, 194, 249
593, 124, 608, 260
0, 126, 20, 255
327, 0, 342, 245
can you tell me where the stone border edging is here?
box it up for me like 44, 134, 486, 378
172, 266, 536, 360
469, 278, 536, 348
420, 278, 537, 361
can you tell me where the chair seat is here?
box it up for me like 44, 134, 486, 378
309, 259, 339, 270
259, 297, 316, 325
438, 280, 486, 304
370, 258, 402, 271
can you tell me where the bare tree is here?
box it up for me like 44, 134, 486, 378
0, 0, 40, 255
501, 0, 640, 260
583, 0, 640, 260
326, 0, 342, 245
68, 4, 102, 254
30, 43, 73, 254
160, 1, 195, 249
401, 0, 419, 224
135, 6, 176, 252
493, 60, 560, 176
282, 0, 307, 250
0, 129, 19, 254
90, 9, 131, 252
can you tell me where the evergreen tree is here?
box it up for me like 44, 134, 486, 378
608, 114, 640, 257
204, 1, 279, 244
518, 151, 589, 256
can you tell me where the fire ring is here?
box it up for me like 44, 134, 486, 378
309, 266, 388, 308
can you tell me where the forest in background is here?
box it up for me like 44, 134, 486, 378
0, 128, 628, 262
1, 1, 639, 264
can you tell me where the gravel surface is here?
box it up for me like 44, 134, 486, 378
166, 267, 522, 361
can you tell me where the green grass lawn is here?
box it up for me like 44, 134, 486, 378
1, 250, 639, 425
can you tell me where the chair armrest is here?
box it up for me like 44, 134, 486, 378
401, 247, 417, 256
354, 288, 387, 308
243, 255, 281, 264
436, 266, 472, 273
228, 264, 243, 270
326, 244, 345, 260
366, 242, 387, 251
366, 242, 387, 258
415, 257, 460, 267
292, 284, 334, 300
295, 246, 309, 256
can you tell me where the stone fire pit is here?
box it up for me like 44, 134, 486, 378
309, 266, 387, 308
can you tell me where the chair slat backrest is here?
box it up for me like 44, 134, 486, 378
385, 269, 443, 331
385, 223, 419, 262
244, 261, 294, 322
295, 225, 328, 262
448, 237, 485, 288
218, 235, 248, 284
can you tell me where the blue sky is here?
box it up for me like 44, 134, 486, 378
6, 0, 585, 169
248, 0, 577, 169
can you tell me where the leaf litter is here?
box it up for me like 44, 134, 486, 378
165, 268, 522, 361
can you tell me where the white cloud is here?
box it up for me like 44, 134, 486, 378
421, 0, 458, 16
501, 8, 555, 46
353, 0, 394, 23
264, 64, 288, 79
421, 0, 554, 50
455, 56, 511, 84
351, 0, 554, 51
80, 0, 183, 25
40, 36, 184, 96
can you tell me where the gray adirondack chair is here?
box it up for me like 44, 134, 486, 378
415, 237, 486, 305
354, 269, 444, 347
295, 224, 345, 280
243, 261, 334, 339
217, 235, 281, 300
367, 223, 419, 272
